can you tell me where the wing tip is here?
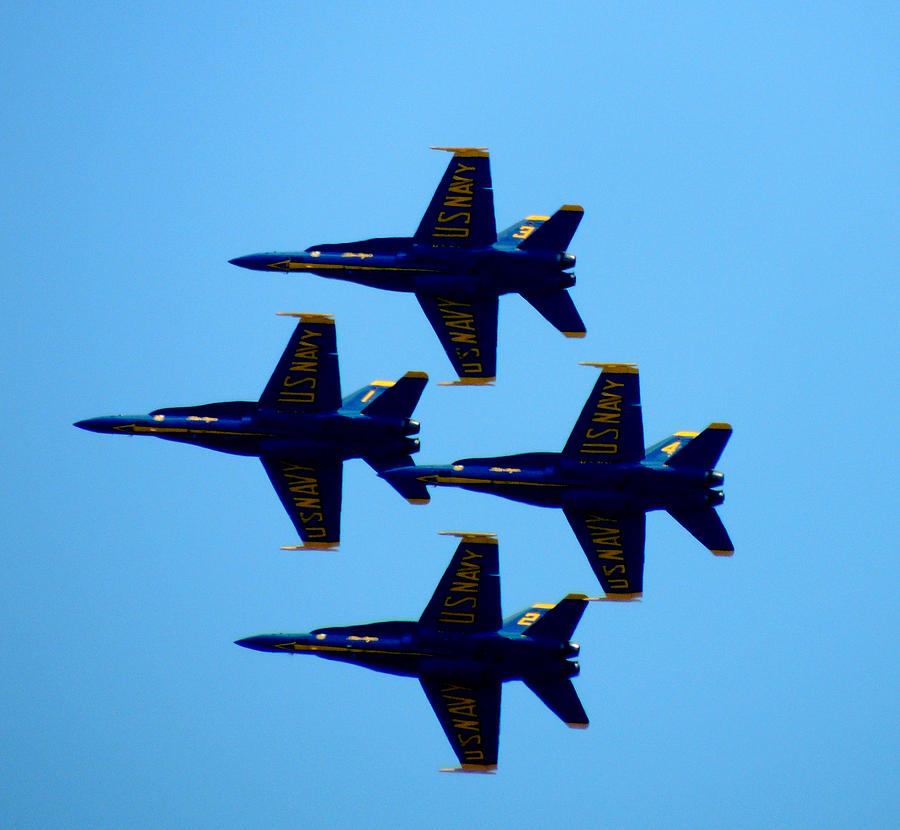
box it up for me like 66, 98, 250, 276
566, 721, 589, 729
276, 312, 335, 324
579, 362, 638, 373
406, 497, 430, 505
430, 146, 489, 157
439, 377, 496, 387
402, 371, 429, 380
711, 548, 734, 557
560, 204, 584, 213
563, 330, 587, 338
280, 542, 340, 551
439, 530, 498, 543
599, 593, 642, 602
439, 764, 497, 774
708, 422, 733, 431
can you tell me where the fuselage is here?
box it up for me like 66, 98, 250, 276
236, 624, 580, 682
384, 451, 725, 513
74, 403, 420, 461
229, 238, 577, 296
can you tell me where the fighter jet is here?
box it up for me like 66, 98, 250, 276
75, 313, 427, 548
381, 364, 732, 599
229, 147, 585, 384
236, 532, 593, 772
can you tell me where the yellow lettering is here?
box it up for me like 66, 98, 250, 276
438, 611, 476, 624
437, 297, 472, 309
291, 497, 322, 509
436, 211, 470, 225
432, 226, 470, 238
443, 195, 472, 208
585, 428, 618, 440
591, 411, 620, 424
278, 391, 315, 403
282, 375, 316, 388
443, 595, 477, 608
579, 443, 618, 454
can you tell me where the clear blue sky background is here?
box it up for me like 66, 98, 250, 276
3, 3, 897, 828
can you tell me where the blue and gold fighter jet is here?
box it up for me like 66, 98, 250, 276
381, 364, 733, 599
229, 147, 586, 384
74, 314, 427, 548
236, 532, 593, 772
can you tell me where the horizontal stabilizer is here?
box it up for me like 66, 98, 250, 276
524, 676, 588, 728
668, 507, 733, 556
375, 461, 431, 504
665, 423, 732, 469
361, 371, 428, 417
523, 594, 590, 642
521, 289, 586, 337
516, 205, 583, 252
367, 457, 430, 504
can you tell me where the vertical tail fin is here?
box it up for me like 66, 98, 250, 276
664, 423, 732, 469
360, 371, 428, 417
516, 205, 583, 252
496, 215, 549, 247
522, 593, 591, 641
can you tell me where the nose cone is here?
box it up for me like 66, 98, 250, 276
74, 416, 117, 434
235, 635, 284, 652
228, 254, 258, 269
229, 253, 290, 271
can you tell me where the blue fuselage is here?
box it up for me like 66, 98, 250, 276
236, 624, 580, 682
229, 239, 577, 296
74, 403, 420, 461
385, 451, 725, 513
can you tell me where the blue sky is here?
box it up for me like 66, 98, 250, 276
3, 3, 898, 828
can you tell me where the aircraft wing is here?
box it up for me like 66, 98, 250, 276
562, 363, 644, 463
260, 456, 342, 548
415, 292, 498, 383
563, 508, 645, 599
420, 676, 500, 772
258, 313, 342, 413
414, 147, 496, 247
418, 532, 501, 632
